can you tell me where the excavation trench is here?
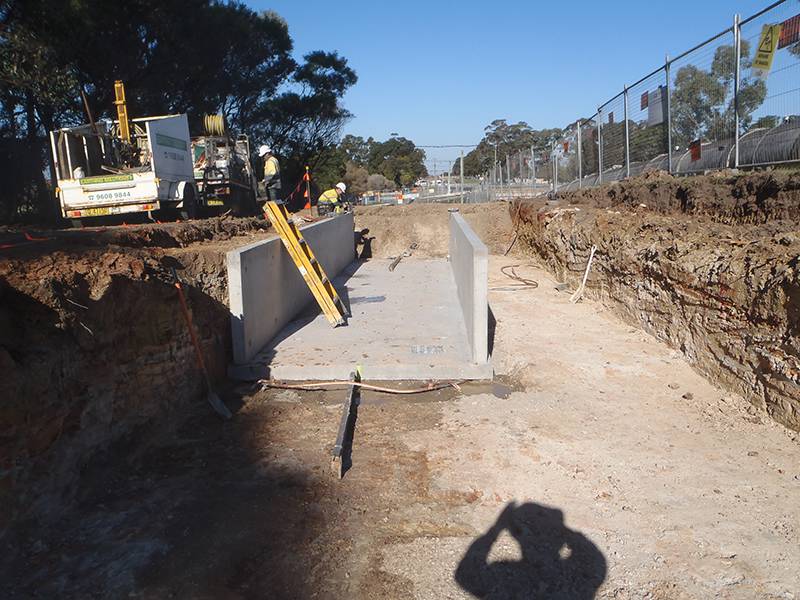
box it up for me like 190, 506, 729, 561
513, 170, 800, 431
3, 185, 799, 542
0, 204, 510, 538
1, 193, 799, 597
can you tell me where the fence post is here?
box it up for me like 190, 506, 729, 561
530, 146, 536, 193
577, 120, 583, 188
518, 149, 523, 184
734, 13, 741, 169
665, 54, 673, 174
553, 145, 558, 192
624, 85, 631, 178
506, 155, 510, 187
598, 109, 603, 184
459, 151, 464, 203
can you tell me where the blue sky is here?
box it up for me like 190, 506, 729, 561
252, 0, 784, 171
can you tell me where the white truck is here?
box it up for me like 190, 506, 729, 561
49, 114, 198, 225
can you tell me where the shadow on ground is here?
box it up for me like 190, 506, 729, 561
455, 501, 606, 599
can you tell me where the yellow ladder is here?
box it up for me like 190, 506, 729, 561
264, 201, 347, 327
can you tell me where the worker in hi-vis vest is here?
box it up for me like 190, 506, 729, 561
317, 182, 346, 216
258, 144, 281, 201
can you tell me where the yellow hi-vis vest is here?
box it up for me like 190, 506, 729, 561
263, 156, 280, 189
318, 188, 339, 204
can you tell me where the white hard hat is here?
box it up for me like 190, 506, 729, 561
258, 144, 271, 157
335, 182, 346, 193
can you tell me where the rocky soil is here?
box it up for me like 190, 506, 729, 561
0, 216, 274, 535
514, 170, 800, 431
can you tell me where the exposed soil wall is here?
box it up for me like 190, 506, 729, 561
514, 171, 800, 431
0, 217, 271, 535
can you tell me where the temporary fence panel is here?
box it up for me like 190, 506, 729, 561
627, 69, 671, 176
738, 1, 800, 167
599, 93, 627, 180
555, 124, 581, 192
580, 114, 599, 187
667, 26, 738, 174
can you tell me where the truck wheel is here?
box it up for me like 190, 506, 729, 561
180, 186, 199, 220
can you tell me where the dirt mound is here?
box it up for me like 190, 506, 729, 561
557, 170, 800, 225
0, 215, 271, 260
354, 202, 514, 258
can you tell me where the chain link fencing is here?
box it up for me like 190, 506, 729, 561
482, 0, 800, 199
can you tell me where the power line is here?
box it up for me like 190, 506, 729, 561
416, 144, 476, 148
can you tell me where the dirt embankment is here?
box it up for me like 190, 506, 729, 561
514, 171, 800, 431
558, 169, 800, 224
0, 217, 272, 535
354, 202, 514, 258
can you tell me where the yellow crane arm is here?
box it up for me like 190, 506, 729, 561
113, 80, 131, 143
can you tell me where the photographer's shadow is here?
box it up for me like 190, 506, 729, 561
455, 502, 606, 599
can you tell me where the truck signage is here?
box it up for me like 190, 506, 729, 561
80, 174, 134, 185
155, 133, 188, 151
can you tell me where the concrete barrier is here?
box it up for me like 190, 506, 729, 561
449, 212, 488, 363
227, 213, 355, 364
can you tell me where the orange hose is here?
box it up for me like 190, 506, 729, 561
259, 380, 462, 395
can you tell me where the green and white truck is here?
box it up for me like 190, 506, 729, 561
50, 114, 199, 225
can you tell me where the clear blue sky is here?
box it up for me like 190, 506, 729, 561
251, 0, 780, 171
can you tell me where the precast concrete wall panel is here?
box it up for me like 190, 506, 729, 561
449, 212, 489, 364
227, 213, 355, 364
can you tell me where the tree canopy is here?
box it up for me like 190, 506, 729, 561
459, 120, 562, 176
0, 0, 357, 220
671, 40, 765, 147
308, 135, 427, 194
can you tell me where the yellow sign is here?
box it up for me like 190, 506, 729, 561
83, 207, 111, 217
752, 23, 783, 79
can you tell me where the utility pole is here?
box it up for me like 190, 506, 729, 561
499, 160, 503, 190
459, 150, 464, 203
447, 162, 451, 195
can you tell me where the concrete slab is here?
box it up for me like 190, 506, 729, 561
229, 258, 494, 381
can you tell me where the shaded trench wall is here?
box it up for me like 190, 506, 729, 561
0, 244, 231, 535
513, 172, 800, 431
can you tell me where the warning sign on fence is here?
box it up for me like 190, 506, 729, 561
752, 23, 783, 79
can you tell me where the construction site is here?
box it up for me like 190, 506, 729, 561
0, 168, 798, 598
2, 0, 800, 598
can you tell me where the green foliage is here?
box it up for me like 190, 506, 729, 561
366, 137, 427, 187
309, 135, 424, 193
339, 134, 372, 166
0, 0, 357, 221
460, 120, 563, 176
671, 40, 766, 148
